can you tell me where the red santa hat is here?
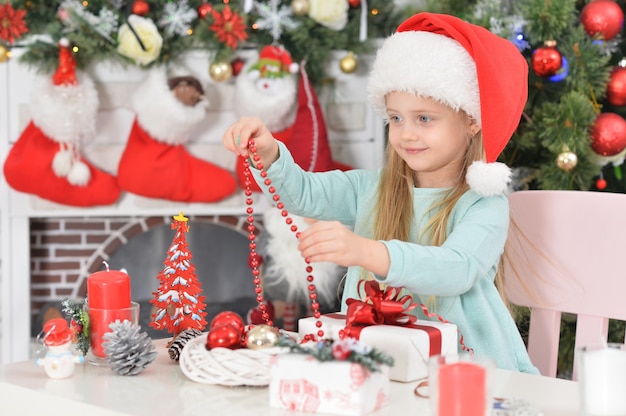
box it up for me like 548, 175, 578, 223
367, 12, 528, 196
52, 38, 77, 86
41, 318, 73, 347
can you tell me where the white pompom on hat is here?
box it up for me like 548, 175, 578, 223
367, 12, 529, 196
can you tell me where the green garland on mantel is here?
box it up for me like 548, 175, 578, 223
8, 0, 412, 87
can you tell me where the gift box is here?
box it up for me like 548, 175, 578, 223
299, 313, 458, 382
269, 353, 390, 415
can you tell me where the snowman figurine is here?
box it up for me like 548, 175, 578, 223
36, 318, 84, 379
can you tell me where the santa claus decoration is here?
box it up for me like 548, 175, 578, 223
116, 69, 237, 202
3, 38, 121, 207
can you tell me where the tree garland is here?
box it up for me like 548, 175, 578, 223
276, 334, 394, 373
8, 0, 407, 87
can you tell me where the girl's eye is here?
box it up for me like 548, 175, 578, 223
389, 115, 402, 123
418, 115, 432, 123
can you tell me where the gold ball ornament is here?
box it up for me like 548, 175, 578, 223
0, 45, 9, 63
340, 52, 358, 74
556, 151, 578, 171
209, 61, 232, 82
245, 325, 280, 350
291, 0, 310, 16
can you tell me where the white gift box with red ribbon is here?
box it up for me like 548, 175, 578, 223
269, 353, 391, 415
298, 313, 458, 382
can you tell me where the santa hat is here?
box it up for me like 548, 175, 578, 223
248, 45, 299, 80
52, 38, 77, 86
367, 13, 528, 196
41, 318, 73, 347
3, 39, 121, 207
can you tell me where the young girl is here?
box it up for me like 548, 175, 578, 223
222, 12, 538, 374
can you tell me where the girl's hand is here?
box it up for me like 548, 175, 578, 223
297, 221, 390, 276
221, 117, 279, 168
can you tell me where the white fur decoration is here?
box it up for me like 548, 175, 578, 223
131, 68, 209, 145
466, 161, 512, 197
30, 72, 99, 145
262, 208, 342, 305
52, 147, 73, 177
66, 159, 90, 186
234, 57, 297, 132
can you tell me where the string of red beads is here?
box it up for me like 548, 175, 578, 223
242, 140, 324, 340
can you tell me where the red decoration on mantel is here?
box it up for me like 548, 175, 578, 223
198, 2, 213, 19
132, 0, 150, 16
150, 212, 208, 337
243, 141, 324, 340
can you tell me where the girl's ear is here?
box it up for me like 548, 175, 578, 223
469, 117, 481, 137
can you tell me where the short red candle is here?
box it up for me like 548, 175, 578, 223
87, 269, 131, 309
87, 269, 132, 357
438, 362, 487, 416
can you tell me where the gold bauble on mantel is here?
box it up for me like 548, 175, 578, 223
209, 61, 233, 82
0, 45, 10, 63
339, 51, 358, 74
291, 0, 310, 16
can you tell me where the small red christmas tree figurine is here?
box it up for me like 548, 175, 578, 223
150, 211, 207, 337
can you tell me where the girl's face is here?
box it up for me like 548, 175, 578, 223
385, 91, 479, 188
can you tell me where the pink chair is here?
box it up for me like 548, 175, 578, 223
503, 190, 626, 379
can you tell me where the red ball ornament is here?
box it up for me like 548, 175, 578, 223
132, 0, 150, 16
210, 311, 245, 334
231, 58, 246, 77
198, 3, 213, 19
580, 0, 624, 41
348, 0, 361, 7
531, 42, 562, 77
596, 177, 608, 190
206, 324, 243, 350
607, 63, 626, 107
591, 112, 626, 156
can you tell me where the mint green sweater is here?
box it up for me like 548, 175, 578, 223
254, 142, 538, 374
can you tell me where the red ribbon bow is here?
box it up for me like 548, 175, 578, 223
341, 280, 417, 338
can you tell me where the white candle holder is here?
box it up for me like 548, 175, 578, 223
83, 301, 140, 366
577, 343, 626, 416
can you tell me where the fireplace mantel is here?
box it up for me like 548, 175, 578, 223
0, 49, 384, 363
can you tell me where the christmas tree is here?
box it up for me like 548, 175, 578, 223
417, 0, 625, 192
150, 212, 208, 337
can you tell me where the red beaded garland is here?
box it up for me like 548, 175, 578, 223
243, 140, 324, 339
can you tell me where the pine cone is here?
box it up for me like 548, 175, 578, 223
168, 328, 202, 361
103, 320, 157, 376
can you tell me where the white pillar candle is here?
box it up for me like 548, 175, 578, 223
579, 345, 626, 415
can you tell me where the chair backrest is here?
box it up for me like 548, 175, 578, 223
503, 190, 626, 379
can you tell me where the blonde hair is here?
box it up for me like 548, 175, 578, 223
369, 111, 510, 311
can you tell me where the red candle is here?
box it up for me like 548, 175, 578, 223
87, 269, 131, 309
438, 362, 487, 416
87, 268, 132, 358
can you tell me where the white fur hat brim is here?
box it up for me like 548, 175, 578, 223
367, 31, 480, 125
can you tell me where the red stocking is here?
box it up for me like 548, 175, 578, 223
118, 119, 237, 202
3, 121, 121, 207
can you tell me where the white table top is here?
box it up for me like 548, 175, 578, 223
0, 338, 579, 415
